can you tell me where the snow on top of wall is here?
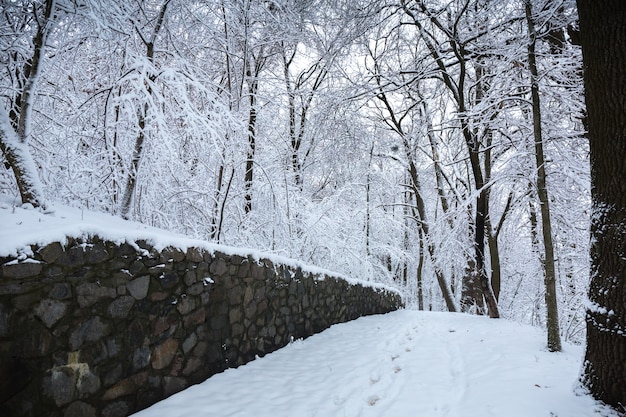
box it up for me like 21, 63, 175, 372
0, 194, 400, 295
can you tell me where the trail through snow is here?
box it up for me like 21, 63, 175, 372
132, 310, 615, 417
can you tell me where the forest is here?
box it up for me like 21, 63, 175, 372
0, 0, 599, 351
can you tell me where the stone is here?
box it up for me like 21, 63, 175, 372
209, 258, 228, 277
64, 401, 97, 417
163, 376, 187, 397
11, 292, 40, 311
151, 338, 179, 370
244, 301, 257, 320
228, 285, 243, 305
19, 327, 53, 357
117, 242, 137, 257
50, 283, 72, 300
133, 346, 151, 370
192, 341, 208, 357
250, 262, 264, 280
34, 299, 67, 328
77, 369, 101, 396
187, 282, 204, 295
129, 259, 146, 275
229, 308, 242, 324
161, 246, 185, 263
148, 264, 166, 275
107, 296, 135, 319
184, 308, 206, 329
105, 337, 121, 358
209, 313, 227, 331
103, 363, 122, 387
186, 247, 204, 263
182, 357, 203, 376
231, 323, 244, 338
38, 242, 64, 263
76, 283, 116, 308
45, 266, 64, 279
55, 246, 85, 268
243, 287, 254, 305
102, 400, 130, 417
184, 270, 196, 286
237, 261, 251, 278
101, 372, 147, 400
127, 276, 150, 300
182, 332, 197, 354
159, 271, 179, 289
1, 260, 42, 279
176, 296, 196, 315
69, 317, 109, 350
153, 316, 177, 337
150, 291, 168, 301
84, 243, 110, 264
42, 367, 77, 406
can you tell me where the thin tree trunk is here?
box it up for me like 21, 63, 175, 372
416, 228, 425, 311
244, 78, 257, 214
365, 143, 374, 257
120, 0, 170, 219
244, 51, 263, 214
525, 0, 562, 352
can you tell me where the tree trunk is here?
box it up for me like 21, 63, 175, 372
407, 159, 457, 313
244, 58, 261, 214
577, 0, 626, 409
0, 107, 46, 209
120, 0, 170, 219
525, 0, 562, 352
0, 0, 55, 209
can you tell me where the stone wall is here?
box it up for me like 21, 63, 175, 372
0, 237, 403, 417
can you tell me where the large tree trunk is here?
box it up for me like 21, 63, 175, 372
577, 0, 626, 409
525, 0, 562, 353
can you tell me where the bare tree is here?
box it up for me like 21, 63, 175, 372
119, 0, 171, 219
524, 0, 561, 352
400, 0, 504, 317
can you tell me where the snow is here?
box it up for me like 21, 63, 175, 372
132, 310, 616, 417
0, 194, 398, 296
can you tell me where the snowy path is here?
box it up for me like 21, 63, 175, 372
133, 310, 614, 417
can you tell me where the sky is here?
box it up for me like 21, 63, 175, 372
0, 195, 618, 417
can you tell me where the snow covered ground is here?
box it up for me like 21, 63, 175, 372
132, 310, 616, 417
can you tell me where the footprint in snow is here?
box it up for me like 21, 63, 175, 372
367, 395, 380, 406
370, 373, 381, 385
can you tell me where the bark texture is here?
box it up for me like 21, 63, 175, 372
577, 0, 626, 409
